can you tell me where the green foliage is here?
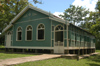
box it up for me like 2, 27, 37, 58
0, 0, 29, 33
0, 0, 40, 45
0, 0, 40, 33
60, 5, 89, 24
95, 1, 100, 13
0, 33, 5, 45
79, 12, 98, 30
0, 45, 4, 48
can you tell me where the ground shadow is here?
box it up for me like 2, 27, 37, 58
87, 63, 100, 66
86, 52, 100, 66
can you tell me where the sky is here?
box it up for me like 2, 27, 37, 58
29, 0, 98, 17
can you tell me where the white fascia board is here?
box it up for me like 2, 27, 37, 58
29, 5, 54, 17
2, 24, 13, 33
10, 6, 29, 24
2, 6, 29, 33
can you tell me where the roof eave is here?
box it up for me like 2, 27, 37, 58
2, 24, 13, 33
10, 6, 29, 24
49, 17, 66, 24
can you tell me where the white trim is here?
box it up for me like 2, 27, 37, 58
10, 6, 29, 24
2, 24, 13, 33
5, 46, 95, 50
49, 17, 65, 24
51, 20, 52, 47
54, 24, 64, 53
5, 46, 53, 49
6, 31, 12, 47
16, 26, 22, 41
55, 24, 64, 31
25, 25, 33, 41
15, 17, 49, 24
64, 47, 95, 49
36, 23, 45, 41
12, 25, 14, 46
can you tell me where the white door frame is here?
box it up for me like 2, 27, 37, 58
54, 25, 64, 54
6, 31, 12, 47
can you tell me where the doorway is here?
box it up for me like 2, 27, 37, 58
6, 31, 12, 47
54, 25, 64, 53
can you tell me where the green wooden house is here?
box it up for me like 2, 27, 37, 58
2, 5, 95, 54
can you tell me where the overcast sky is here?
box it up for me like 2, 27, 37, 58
29, 0, 98, 16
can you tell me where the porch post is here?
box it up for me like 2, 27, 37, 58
66, 21, 69, 54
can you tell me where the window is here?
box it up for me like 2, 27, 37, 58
55, 25, 63, 31
37, 24, 45, 40
26, 26, 32, 40
17, 27, 22, 41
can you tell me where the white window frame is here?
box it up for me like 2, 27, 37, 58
16, 26, 22, 41
25, 25, 33, 41
37, 23, 45, 41
55, 24, 64, 32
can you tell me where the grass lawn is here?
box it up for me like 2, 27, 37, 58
0, 53, 35, 59
0, 45, 36, 59
0, 45, 5, 48
14, 50, 100, 66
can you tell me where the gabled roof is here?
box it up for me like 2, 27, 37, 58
2, 5, 67, 33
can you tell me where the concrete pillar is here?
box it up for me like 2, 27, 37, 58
35, 50, 38, 53
12, 48, 14, 52
89, 49, 91, 54
86, 49, 87, 54
67, 50, 69, 54
22, 49, 25, 53
51, 50, 54, 54
5, 48, 8, 52
93, 49, 95, 53
73, 50, 75, 54
82, 49, 84, 55
94, 49, 95, 53
91, 49, 92, 53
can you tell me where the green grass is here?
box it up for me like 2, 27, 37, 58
0, 45, 36, 59
0, 53, 35, 59
14, 50, 100, 66
0, 45, 5, 48
96, 50, 100, 53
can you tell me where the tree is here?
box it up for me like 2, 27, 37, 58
79, 0, 100, 49
79, 12, 98, 30
0, 0, 41, 45
60, 5, 89, 25
95, 0, 100, 15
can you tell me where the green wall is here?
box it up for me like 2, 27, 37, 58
9, 9, 52, 47
68, 24, 95, 47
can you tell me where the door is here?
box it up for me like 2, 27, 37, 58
6, 31, 12, 47
54, 41, 64, 53
54, 25, 64, 54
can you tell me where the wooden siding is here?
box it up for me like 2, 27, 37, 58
6, 9, 52, 47
68, 24, 95, 48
